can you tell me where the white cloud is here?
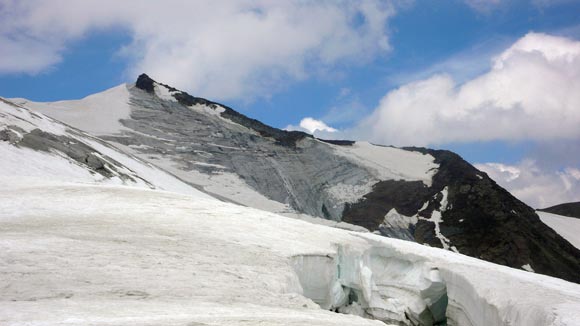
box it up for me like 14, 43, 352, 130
354, 32, 580, 146
285, 117, 337, 134
0, 0, 395, 101
476, 160, 580, 208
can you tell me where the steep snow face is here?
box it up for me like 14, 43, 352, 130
0, 98, 211, 199
12, 84, 132, 135
538, 211, 580, 250
1, 181, 580, 326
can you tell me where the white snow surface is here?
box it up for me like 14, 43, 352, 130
0, 98, 67, 136
1, 180, 580, 325
332, 141, 438, 186
538, 211, 580, 250
190, 103, 226, 116
153, 82, 179, 102
0, 142, 107, 184
11, 84, 132, 135
0, 98, 211, 199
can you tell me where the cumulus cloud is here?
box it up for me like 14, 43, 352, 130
353, 32, 580, 146
476, 160, 580, 208
0, 0, 395, 100
285, 117, 337, 134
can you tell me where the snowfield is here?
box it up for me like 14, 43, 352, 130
0, 98, 211, 198
12, 84, 133, 135
1, 179, 580, 326
538, 211, 580, 250
332, 141, 438, 186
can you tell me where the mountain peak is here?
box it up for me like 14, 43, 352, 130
132, 73, 313, 148
135, 73, 155, 93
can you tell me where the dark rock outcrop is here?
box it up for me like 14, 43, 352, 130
17, 128, 139, 182
135, 73, 312, 148
317, 139, 356, 146
344, 148, 580, 283
135, 74, 155, 93
539, 202, 580, 219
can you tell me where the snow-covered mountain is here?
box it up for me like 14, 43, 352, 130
537, 211, 580, 250
11, 74, 580, 284
2, 77, 580, 325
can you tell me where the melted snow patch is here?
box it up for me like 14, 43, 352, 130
429, 187, 458, 252
381, 208, 418, 230
522, 264, 535, 273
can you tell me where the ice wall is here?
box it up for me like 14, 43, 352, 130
291, 245, 448, 325
290, 238, 578, 326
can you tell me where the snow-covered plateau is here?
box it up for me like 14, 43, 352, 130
1, 179, 580, 326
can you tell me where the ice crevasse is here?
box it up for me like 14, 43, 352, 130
290, 235, 579, 326
292, 242, 447, 325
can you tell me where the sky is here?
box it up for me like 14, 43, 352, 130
1, 0, 580, 208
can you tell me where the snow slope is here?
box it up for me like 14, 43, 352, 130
538, 211, 580, 250
1, 179, 580, 325
0, 98, 211, 199
12, 84, 132, 135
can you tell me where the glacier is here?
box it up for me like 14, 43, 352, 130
1, 180, 580, 325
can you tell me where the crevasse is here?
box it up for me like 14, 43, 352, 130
291, 244, 448, 325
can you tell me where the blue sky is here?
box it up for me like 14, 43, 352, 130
1, 0, 579, 207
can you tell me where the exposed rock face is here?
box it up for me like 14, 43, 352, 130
539, 202, 580, 219
107, 85, 376, 220
21, 75, 580, 283
136, 73, 313, 148
342, 148, 580, 283
419, 149, 580, 283
18, 129, 118, 179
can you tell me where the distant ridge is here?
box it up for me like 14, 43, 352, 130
539, 202, 580, 219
